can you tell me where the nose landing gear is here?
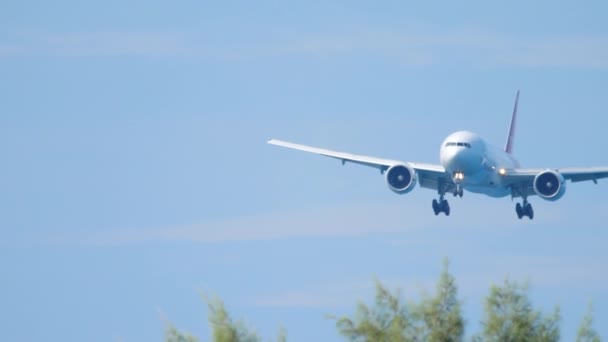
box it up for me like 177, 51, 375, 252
453, 184, 464, 198
451, 172, 464, 198
515, 198, 534, 220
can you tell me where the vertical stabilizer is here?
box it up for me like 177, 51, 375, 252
504, 90, 519, 154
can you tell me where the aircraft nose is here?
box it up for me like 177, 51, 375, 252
442, 148, 482, 175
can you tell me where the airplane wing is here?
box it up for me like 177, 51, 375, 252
501, 167, 608, 197
267, 139, 452, 191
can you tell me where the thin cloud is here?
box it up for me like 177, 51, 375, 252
494, 35, 608, 69
55, 198, 560, 246
252, 291, 350, 309
0, 31, 203, 57
250, 278, 431, 309
456, 255, 608, 294
250, 254, 608, 310
41, 31, 193, 57
281, 29, 605, 69
2, 29, 608, 69
67, 202, 429, 245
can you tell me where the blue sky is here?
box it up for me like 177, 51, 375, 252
2, 1, 608, 341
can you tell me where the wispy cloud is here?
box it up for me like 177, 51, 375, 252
494, 35, 608, 69
3, 28, 608, 69
250, 277, 433, 309
54, 198, 563, 246
252, 290, 352, 309
66, 202, 427, 245
250, 254, 608, 310
327, 30, 608, 68
456, 255, 608, 294
0, 31, 200, 57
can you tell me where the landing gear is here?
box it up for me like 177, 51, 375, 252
432, 196, 450, 216
515, 199, 534, 220
453, 185, 464, 198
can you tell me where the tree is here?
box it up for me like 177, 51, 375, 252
411, 258, 464, 342
333, 259, 464, 342
165, 322, 199, 342
164, 294, 285, 342
474, 279, 560, 342
164, 261, 603, 341
276, 326, 287, 342
206, 295, 260, 342
576, 303, 601, 342
333, 279, 413, 342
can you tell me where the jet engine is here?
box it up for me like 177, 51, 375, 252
386, 164, 417, 194
533, 170, 566, 201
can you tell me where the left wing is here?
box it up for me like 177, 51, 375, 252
502, 167, 608, 197
267, 139, 452, 191
267, 139, 403, 170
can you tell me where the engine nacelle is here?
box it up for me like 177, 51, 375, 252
385, 164, 417, 194
533, 170, 566, 201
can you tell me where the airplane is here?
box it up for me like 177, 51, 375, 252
267, 91, 608, 219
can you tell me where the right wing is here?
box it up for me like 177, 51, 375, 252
501, 167, 608, 198
267, 139, 452, 191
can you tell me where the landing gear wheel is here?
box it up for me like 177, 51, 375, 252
432, 199, 440, 215
442, 200, 451, 216
516, 203, 523, 219
432, 198, 450, 216
525, 203, 534, 220
515, 201, 534, 220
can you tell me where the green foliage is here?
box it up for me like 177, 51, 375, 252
333, 259, 464, 342
165, 322, 199, 342
474, 278, 560, 342
333, 279, 412, 342
576, 303, 601, 342
164, 294, 285, 342
205, 295, 261, 342
276, 326, 287, 342
164, 260, 603, 342
411, 258, 464, 342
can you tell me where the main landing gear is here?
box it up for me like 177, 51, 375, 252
432, 195, 450, 216
515, 198, 534, 220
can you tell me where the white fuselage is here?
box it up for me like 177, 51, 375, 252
439, 131, 519, 198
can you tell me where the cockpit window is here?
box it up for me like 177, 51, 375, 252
444, 142, 471, 148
